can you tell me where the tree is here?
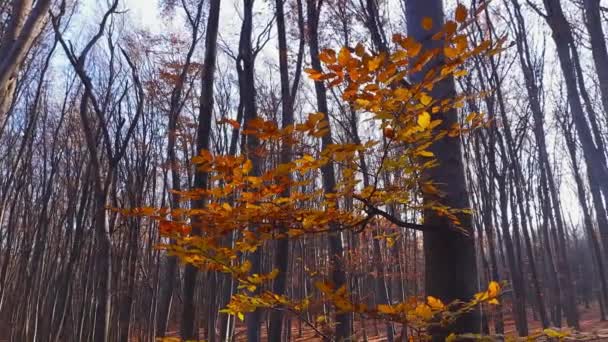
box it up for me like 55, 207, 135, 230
405, 1, 479, 338
181, 0, 221, 339
139, 4, 503, 341
0, 0, 52, 127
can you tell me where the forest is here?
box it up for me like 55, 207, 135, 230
1, 0, 608, 341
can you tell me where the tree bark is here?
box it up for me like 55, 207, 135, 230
181, 1, 221, 339
306, 0, 352, 339
405, 1, 479, 339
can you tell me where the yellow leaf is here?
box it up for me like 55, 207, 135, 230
455, 4, 468, 23
544, 328, 567, 338
391, 49, 408, 62
237, 312, 244, 321
338, 47, 351, 66
243, 159, 253, 174
222, 203, 232, 212
418, 112, 431, 129
356, 98, 371, 108
454, 69, 469, 78
417, 150, 434, 158
446, 333, 458, 342
241, 260, 252, 272
488, 281, 501, 297
275, 163, 292, 175
488, 298, 500, 305
368, 55, 384, 71
302, 154, 316, 162
394, 87, 411, 101
465, 112, 477, 122
414, 303, 433, 320
474, 291, 488, 301
444, 46, 458, 59
422, 17, 433, 31
377, 304, 396, 314
401, 37, 421, 57
427, 296, 445, 310
420, 94, 432, 106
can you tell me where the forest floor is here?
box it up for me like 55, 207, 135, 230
232, 302, 608, 341
160, 303, 608, 341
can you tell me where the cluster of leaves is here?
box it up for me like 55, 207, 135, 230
126, 4, 514, 341
312, 281, 503, 338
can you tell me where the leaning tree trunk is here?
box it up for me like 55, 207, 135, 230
583, 0, 608, 125
0, 0, 52, 127
541, 3, 608, 296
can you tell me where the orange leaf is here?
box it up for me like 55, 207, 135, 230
455, 4, 468, 23
338, 47, 351, 66
422, 17, 433, 31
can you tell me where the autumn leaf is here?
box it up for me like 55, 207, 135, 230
465, 112, 477, 123
488, 281, 501, 297
418, 112, 431, 129
338, 47, 351, 66
422, 17, 433, 31
444, 46, 459, 59
377, 304, 396, 314
544, 328, 568, 339
417, 150, 434, 158
218, 118, 241, 129
304, 68, 323, 80
420, 94, 432, 106
319, 49, 337, 64
242, 159, 253, 174
414, 303, 433, 320
455, 4, 468, 23
488, 298, 500, 305
368, 55, 384, 71
427, 296, 444, 310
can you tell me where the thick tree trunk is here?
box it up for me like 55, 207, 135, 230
405, 1, 479, 339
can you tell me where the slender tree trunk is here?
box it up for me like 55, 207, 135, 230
181, 1, 221, 339
268, 0, 297, 339
306, 1, 352, 339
